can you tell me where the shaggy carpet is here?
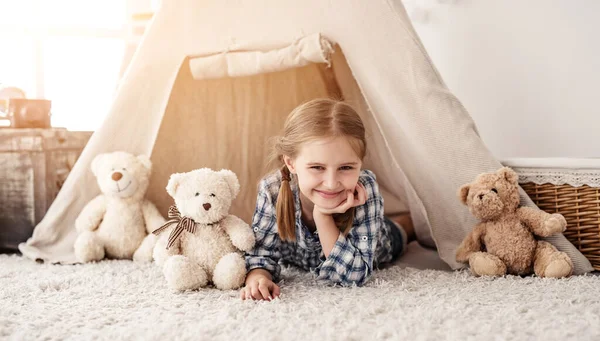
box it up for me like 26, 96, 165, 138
1, 243, 599, 341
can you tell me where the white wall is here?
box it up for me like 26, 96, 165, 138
405, 0, 600, 159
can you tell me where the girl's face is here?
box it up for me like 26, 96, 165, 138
284, 137, 362, 210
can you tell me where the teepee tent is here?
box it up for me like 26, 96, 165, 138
19, 0, 593, 274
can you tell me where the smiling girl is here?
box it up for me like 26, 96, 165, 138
241, 99, 415, 300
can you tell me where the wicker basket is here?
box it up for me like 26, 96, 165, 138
503, 158, 600, 270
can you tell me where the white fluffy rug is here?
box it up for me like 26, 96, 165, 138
2, 243, 599, 341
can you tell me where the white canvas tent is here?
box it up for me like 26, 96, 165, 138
19, 0, 593, 274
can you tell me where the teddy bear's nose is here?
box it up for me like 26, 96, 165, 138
112, 172, 123, 181
203, 203, 211, 211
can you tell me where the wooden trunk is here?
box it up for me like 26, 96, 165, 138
0, 128, 92, 252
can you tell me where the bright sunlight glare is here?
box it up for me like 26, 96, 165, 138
0, 0, 128, 131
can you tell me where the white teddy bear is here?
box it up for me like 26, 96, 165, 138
153, 168, 255, 291
73, 151, 165, 263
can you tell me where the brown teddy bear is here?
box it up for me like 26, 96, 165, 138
455, 167, 573, 278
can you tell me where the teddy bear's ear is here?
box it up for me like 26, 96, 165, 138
218, 169, 240, 198
166, 173, 184, 197
90, 153, 106, 177
458, 184, 471, 205
498, 167, 518, 184
136, 154, 152, 172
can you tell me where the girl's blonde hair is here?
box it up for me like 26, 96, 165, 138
267, 98, 367, 241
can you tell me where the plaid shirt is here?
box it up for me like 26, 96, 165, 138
245, 169, 394, 287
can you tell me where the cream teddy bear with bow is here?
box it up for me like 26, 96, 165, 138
153, 168, 255, 291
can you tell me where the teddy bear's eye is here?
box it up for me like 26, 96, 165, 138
491, 188, 498, 193
195, 193, 199, 197
210, 193, 216, 197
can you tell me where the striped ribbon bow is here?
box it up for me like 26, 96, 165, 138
152, 205, 197, 249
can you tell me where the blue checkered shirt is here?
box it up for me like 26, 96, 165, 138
245, 169, 395, 286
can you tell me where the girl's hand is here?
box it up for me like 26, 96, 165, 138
240, 270, 280, 301
313, 182, 367, 216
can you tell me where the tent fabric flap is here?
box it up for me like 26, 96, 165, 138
189, 33, 334, 79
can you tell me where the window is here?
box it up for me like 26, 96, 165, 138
0, 36, 35, 95
43, 37, 125, 130
0, 0, 131, 131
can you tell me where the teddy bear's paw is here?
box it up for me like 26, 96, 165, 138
133, 246, 153, 263
133, 234, 157, 262
163, 255, 208, 291
75, 216, 99, 233
74, 231, 105, 263
212, 253, 246, 290
544, 214, 567, 235
469, 252, 507, 277
544, 258, 573, 278
152, 234, 173, 266
538, 252, 573, 278
229, 230, 256, 252
152, 248, 168, 267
